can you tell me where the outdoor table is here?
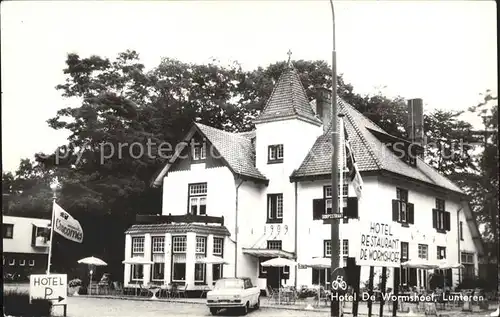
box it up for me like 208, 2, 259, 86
149, 286, 161, 300
280, 289, 294, 304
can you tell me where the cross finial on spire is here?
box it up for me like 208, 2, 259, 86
287, 49, 292, 66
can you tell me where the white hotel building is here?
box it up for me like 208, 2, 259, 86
123, 64, 484, 293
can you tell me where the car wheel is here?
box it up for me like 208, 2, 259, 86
254, 297, 260, 310
209, 308, 218, 315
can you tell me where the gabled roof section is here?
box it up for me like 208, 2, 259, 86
291, 98, 464, 195
253, 65, 322, 126
151, 123, 267, 187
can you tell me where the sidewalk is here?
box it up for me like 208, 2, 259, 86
80, 294, 496, 316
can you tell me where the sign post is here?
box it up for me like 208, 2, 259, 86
30, 274, 67, 316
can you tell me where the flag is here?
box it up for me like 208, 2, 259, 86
52, 202, 83, 243
343, 122, 363, 198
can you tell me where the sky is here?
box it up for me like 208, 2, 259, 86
1, 1, 497, 173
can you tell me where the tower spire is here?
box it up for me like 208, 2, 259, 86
287, 49, 293, 67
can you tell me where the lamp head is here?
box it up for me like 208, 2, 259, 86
50, 177, 60, 192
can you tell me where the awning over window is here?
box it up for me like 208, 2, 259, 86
242, 248, 295, 259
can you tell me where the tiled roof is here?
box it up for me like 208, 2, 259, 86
253, 66, 322, 125
125, 223, 230, 236
291, 98, 464, 195
194, 123, 267, 182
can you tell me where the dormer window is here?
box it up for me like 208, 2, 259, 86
192, 144, 206, 161
268, 144, 284, 164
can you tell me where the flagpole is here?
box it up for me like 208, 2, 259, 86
47, 179, 59, 274
329, 0, 340, 316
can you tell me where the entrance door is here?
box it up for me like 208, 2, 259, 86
266, 267, 280, 290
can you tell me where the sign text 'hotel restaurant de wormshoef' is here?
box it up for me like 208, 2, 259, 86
354, 221, 401, 268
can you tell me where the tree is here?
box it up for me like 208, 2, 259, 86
423, 110, 479, 176
467, 91, 498, 246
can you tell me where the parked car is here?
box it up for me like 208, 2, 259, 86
206, 277, 260, 315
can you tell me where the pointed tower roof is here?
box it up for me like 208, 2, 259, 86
253, 53, 322, 126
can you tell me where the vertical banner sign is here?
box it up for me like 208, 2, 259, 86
355, 221, 401, 267
53, 203, 83, 243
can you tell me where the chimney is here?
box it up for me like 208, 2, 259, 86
314, 86, 332, 133
407, 98, 424, 145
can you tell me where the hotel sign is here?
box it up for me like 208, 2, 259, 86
354, 221, 401, 268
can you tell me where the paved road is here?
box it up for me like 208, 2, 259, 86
55, 297, 327, 317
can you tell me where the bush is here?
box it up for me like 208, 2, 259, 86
77, 286, 88, 295
3, 290, 53, 316
297, 286, 319, 299
456, 277, 492, 290
68, 278, 82, 288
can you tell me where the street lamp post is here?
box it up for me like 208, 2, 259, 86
329, 1, 341, 317
47, 177, 60, 274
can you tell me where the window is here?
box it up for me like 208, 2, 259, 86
267, 240, 282, 250
192, 142, 206, 160
324, 184, 348, 215
19, 259, 25, 266
188, 183, 207, 215
418, 244, 428, 260
433, 199, 450, 232
312, 268, 331, 287
151, 237, 165, 282
9, 259, 15, 266
213, 237, 224, 282
267, 194, 283, 223
259, 258, 269, 277
342, 239, 349, 257
152, 237, 165, 253
392, 188, 414, 225
131, 237, 145, 254
172, 236, 187, 253
213, 238, 224, 256
131, 236, 145, 281
172, 236, 187, 282
324, 240, 331, 257
29, 259, 35, 266
268, 144, 284, 163
401, 242, 409, 261
436, 198, 445, 211
32, 225, 50, 245
195, 236, 207, 284
437, 246, 446, 260
461, 252, 475, 278
131, 264, 144, 281
3, 224, 14, 239
459, 221, 464, 240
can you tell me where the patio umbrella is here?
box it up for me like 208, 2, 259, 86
78, 256, 108, 266
401, 259, 439, 270
196, 255, 228, 265
260, 258, 297, 304
77, 256, 107, 295
435, 260, 464, 289
438, 262, 464, 270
